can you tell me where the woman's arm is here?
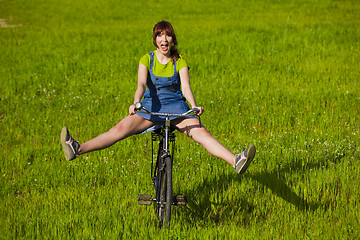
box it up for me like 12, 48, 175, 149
179, 66, 204, 115
129, 63, 148, 115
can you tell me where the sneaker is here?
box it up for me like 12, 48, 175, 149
234, 144, 256, 174
61, 126, 80, 161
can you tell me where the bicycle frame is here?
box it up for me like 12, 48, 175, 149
151, 122, 175, 191
135, 102, 199, 228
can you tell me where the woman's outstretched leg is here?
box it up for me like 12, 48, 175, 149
173, 117, 256, 174
61, 115, 154, 160
173, 117, 235, 165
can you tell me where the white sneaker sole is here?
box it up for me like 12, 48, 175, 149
238, 144, 256, 174
61, 126, 74, 161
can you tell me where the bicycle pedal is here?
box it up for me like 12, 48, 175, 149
137, 194, 153, 205
173, 195, 187, 206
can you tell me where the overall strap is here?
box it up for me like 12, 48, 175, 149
149, 52, 154, 73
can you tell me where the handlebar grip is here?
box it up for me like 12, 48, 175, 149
134, 102, 143, 110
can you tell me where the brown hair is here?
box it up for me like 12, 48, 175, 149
152, 21, 180, 64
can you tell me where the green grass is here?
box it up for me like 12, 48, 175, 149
1, 0, 359, 239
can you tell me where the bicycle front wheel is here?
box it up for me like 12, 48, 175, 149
158, 156, 173, 228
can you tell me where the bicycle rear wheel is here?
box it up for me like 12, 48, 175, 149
158, 156, 173, 228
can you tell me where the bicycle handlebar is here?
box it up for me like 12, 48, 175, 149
134, 102, 200, 117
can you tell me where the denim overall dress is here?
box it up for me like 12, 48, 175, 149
136, 52, 194, 129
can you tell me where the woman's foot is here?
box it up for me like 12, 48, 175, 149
61, 126, 80, 161
234, 144, 256, 174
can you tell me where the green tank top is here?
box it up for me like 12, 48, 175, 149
139, 51, 188, 77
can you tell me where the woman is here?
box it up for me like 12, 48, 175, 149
61, 21, 256, 174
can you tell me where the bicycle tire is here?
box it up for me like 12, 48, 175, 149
158, 163, 166, 228
164, 156, 173, 227
157, 155, 173, 229
155, 138, 165, 228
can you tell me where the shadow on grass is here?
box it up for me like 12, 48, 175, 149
248, 171, 319, 211
179, 172, 256, 226
179, 155, 326, 225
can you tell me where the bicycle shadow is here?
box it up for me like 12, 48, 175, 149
180, 154, 324, 225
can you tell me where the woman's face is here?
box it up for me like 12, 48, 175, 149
155, 31, 173, 56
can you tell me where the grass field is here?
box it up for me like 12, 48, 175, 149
1, 0, 360, 239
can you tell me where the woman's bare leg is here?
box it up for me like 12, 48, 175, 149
173, 117, 236, 165
78, 114, 154, 155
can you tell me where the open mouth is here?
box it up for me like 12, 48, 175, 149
160, 43, 169, 51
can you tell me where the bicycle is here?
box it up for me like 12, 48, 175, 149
135, 102, 200, 229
